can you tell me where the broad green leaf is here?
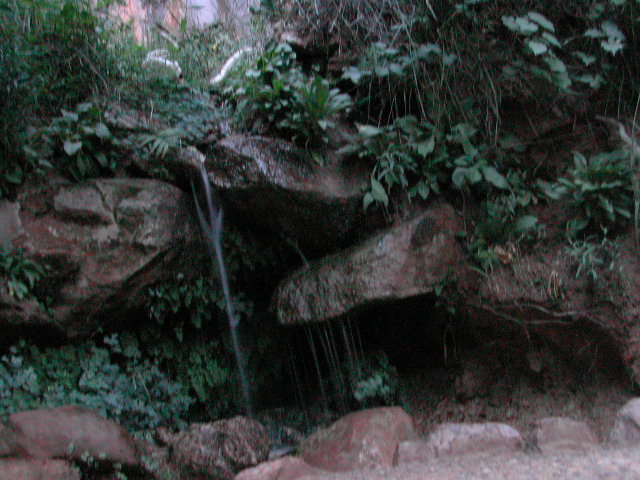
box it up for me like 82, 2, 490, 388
482, 166, 510, 190
502, 15, 539, 35
601, 38, 624, 55
370, 177, 388, 206
342, 66, 368, 83
542, 32, 562, 47
574, 74, 604, 89
357, 125, 383, 137
416, 43, 442, 58
63, 141, 82, 156
94, 123, 111, 140
417, 136, 436, 157
527, 12, 555, 32
544, 55, 567, 73
528, 40, 548, 56
76, 102, 93, 113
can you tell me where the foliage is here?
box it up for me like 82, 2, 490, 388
350, 352, 398, 407
0, 0, 121, 196
539, 150, 634, 238
25, 102, 119, 181
0, 247, 47, 302
0, 335, 194, 431
566, 233, 620, 284
230, 43, 352, 147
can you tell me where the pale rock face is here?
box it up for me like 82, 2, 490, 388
610, 397, 640, 444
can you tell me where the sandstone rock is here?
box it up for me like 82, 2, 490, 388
8, 406, 139, 465
235, 455, 327, 480
301, 407, 415, 472
420, 422, 523, 459
168, 416, 271, 479
275, 204, 467, 325
610, 397, 640, 444
206, 135, 368, 252
0, 179, 200, 337
0, 458, 80, 480
533, 417, 598, 453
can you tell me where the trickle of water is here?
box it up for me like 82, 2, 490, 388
191, 163, 253, 417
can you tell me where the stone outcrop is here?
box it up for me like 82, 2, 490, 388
204, 135, 369, 252
165, 416, 271, 479
5, 405, 140, 465
0, 178, 200, 338
533, 417, 599, 453
301, 407, 415, 472
274, 204, 468, 324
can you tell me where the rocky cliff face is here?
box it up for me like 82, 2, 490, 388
0, 178, 201, 338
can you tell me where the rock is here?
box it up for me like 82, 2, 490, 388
204, 135, 368, 252
610, 397, 640, 444
417, 422, 523, 459
235, 456, 327, 480
533, 417, 598, 453
0, 179, 200, 338
168, 416, 271, 479
0, 458, 80, 480
275, 204, 467, 325
8, 405, 139, 465
301, 407, 415, 472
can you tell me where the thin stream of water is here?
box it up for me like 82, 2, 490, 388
191, 163, 253, 417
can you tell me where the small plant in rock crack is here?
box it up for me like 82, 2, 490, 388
566, 233, 620, 285
0, 247, 47, 301
350, 351, 398, 408
539, 149, 633, 238
24, 102, 119, 181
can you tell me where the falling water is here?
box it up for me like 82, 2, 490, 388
191, 163, 253, 417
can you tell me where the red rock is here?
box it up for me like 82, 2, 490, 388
235, 455, 327, 480
168, 416, 271, 479
0, 458, 80, 480
423, 422, 523, 458
301, 407, 415, 472
8, 406, 139, 465
533, 417, 598, 453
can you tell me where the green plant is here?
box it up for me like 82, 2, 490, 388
0, 247, 47, 301
0, 335, 194, 430
25, 102, 119, 181
566, 233, 620, 284
0, 0, 123, 196
231, 43, 352, 147
539, 150, 633, 238
350, 352, 398, 407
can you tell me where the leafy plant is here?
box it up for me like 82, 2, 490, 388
230, 43, 352, 147
0, 335, 194, 431
539, 150, 633, 237
25, 102, 119, 181
566, 233, 620, 284
0, 247, 46, 301
350, 352, 398, 407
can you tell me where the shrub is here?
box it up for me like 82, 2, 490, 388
230, 43, 352, 147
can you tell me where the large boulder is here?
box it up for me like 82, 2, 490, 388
235, 455, 328, 480
0, 178, 200, 338
300, 407, 415, 472
533, 417, 599, 453
165, 416, 271, 479
395, 422, 523, 464
201, 135, 368, 252
274, 204, 468, 324
0, 458, 80, 480
6, 405, 140, 466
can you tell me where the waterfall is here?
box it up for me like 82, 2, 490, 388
191, 162, 253, 417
